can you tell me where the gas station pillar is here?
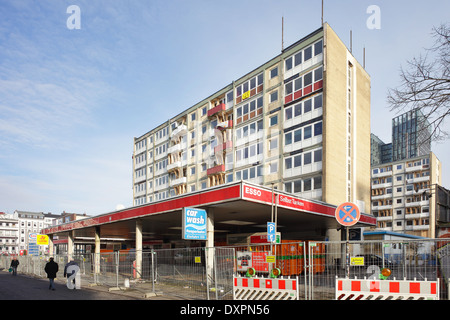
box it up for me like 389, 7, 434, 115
136, 220, 143, 279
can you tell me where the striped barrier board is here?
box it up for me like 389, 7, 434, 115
233, 276, 299, 300
335, 277, 439, 300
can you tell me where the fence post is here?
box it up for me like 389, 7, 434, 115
115, 251, 119, 288
151, 249, 155, 293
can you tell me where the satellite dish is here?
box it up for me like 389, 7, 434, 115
115, 204, 125, 211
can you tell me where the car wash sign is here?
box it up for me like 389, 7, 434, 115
182, 207, 207, 240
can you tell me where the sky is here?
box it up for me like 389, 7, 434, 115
0, 0, 449, 216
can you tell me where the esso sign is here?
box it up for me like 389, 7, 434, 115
245, 186, 262, 197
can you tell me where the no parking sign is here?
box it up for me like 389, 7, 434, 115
335, 202, 360, 227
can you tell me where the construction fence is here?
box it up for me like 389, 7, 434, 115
1, 239, 450, 300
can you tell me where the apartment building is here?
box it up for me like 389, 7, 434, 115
371, 152, 441, 238
132, 23, 371, 233
0, 212, 19, 255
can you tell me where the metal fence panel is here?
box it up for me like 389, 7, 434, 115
3, 239, 450, 300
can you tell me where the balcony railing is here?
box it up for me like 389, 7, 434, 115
207, 103, 226, 117
207, 164, 225, 176
214, 140, 233, 153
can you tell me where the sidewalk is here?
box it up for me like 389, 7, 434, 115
0, 270, 182, 300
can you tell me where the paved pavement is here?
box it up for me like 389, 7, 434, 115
0, 270, 178, 300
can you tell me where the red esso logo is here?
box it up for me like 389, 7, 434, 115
245, 186, 261, 197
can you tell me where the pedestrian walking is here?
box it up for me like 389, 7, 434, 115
44, 257, 59, 290
10, 257, 19, 276
63, 260, 80, 289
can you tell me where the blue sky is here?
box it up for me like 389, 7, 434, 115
0, 0, 449, 215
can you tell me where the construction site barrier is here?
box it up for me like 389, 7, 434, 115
335, 277, 439, 300
233, 276, 298, 300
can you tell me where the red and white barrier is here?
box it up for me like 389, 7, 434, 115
336, 277, 439, 300
233, 276, 298, 300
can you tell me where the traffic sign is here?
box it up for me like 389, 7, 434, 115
267, 222, 276, 243
335, 202, 360, 227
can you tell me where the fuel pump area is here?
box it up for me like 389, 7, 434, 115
41, 181, 381, 300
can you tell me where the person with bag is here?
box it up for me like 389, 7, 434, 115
44, 257, 59, 290
10, 257, 19, 276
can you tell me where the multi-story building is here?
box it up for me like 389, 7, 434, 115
392, 109, 431, 162
0, 212, 19, 255
13, 210, 62, 254
372, 109, 431, 166
371, 152, 441, 238
132, 23, 372, 238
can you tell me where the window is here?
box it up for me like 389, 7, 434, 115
270, 115, 278, 126
285, 57, 293, 71
314, 40, 323, 56
304, 178, 312, 191
314, 176, 322, 189
294, 103, 302, 117
285, 158, 292, 169
285, 132, 292, 145
270, 138, 278, 150
304, 126, 312, 139
285, 82, 293, 95
304, 99, 312, 113
270, 162, 278, 173
294, 51, 302, 66
304, 72, 312, 87
314, 94, 323, 109
314, 67, 323, 81
294, 180, 302, 193
294, 155, 301, 167
304, 152, 312, 165
270, 67, 278, 78
304, 46, 312, 61
314, 122, 322, 136
270, 91, 278, 103
285, 183, 292, 193
314, 149, 322, 162
285, 106, 292, 120
294, 128, 302, 142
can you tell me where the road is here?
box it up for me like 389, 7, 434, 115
0, 270, 142, 300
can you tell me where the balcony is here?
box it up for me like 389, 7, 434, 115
171, 124, 187, 141
167, 160, 186, 172
214, 140, 233, 153
170, 176, 187, 188
216, 120, 233, 130
208, 103, 226, 117
207, 164, 225, 176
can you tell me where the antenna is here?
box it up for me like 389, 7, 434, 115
363, 47, 366, 68
282, 16, 284, 51
321, 0, 324, 25
350, 30, 352, 53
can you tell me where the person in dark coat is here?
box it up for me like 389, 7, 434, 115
44, 257, 59, 290
10, 257, 19, 276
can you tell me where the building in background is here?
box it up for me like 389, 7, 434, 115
11, 211, 88, 255
132, 23, 371, 240
370, 108, 444, 238
0, 212, 19, 255
371, 109, 431, 166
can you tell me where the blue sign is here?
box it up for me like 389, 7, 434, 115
182, 207, 207, 240
267, 222, 276, 243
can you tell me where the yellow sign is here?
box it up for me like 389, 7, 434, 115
266, 255, 276, 263
242, 91, 250, 100
36, 234, 49, 246
350, 256, 364, 266
195, 256, 202, 264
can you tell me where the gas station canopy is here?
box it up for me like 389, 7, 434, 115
42, 181, 376, 246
